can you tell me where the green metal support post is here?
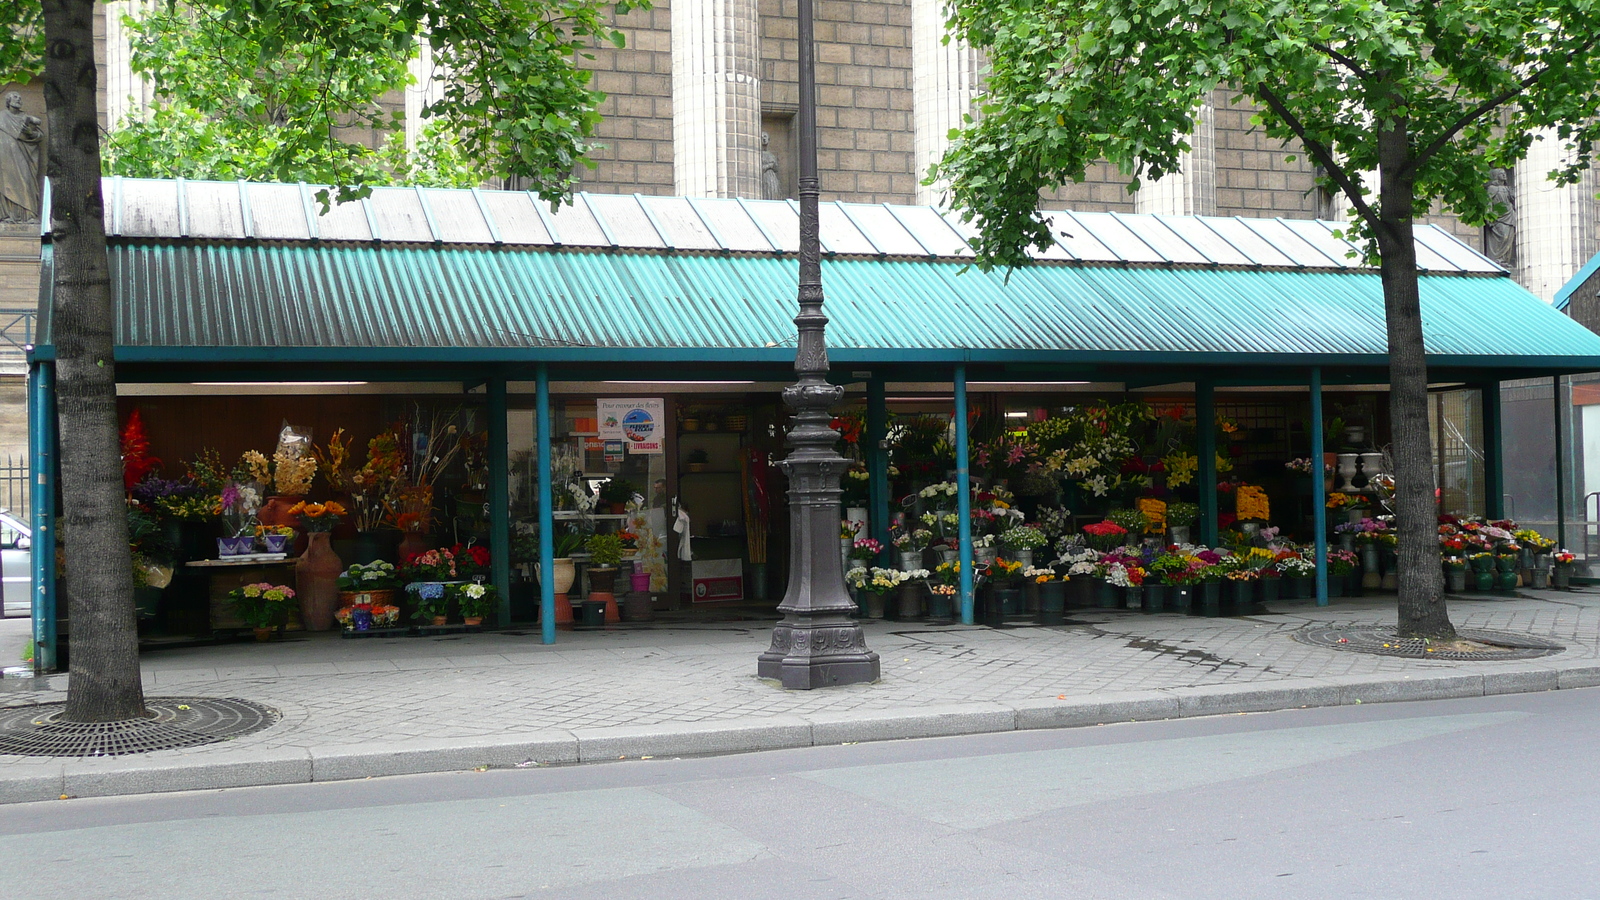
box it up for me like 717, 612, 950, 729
487, 376, 512, 625
955, 365, 973, 624
1310, 368, 1328, 606
867, 378, 890, 562
1555, 375, 1566, 550
537, 364, 556, 645
1483, 382, 1505, 519
28, 362, 56, 673
1196, 378, 1218, 547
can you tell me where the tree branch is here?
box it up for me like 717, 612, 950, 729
1405, 32, 1600, 176
1255, 81, 1378, 229
1308, 40, 1372, 80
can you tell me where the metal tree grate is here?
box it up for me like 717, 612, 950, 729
1292, 626, 1565, 660
0, 697, 279, 757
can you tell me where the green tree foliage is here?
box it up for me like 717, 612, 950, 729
0, 4, 41, 84
104, 0, 641, 199
934, 0, 1600, 638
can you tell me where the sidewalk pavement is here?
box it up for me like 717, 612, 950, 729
4, 588, 1600, 804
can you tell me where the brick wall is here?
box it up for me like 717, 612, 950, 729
580, 3, 676, 196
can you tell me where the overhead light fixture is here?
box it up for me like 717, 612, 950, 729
1004, 411, 1030, 418
193, 381, 369, 386
886, 396, 955, 401
970, 381, 1092, 386
602, 380, 756, 385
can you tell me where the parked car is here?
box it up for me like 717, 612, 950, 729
0, 509, 30, 618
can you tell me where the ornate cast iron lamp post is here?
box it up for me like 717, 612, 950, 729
756, 0, 879, 689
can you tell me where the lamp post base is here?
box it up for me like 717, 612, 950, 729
757, 621, 880, 689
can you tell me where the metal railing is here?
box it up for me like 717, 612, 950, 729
0, 308, 33, 364
0, 453, 25, 515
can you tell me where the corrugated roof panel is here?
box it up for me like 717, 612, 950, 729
478, 191, 552, 245
839, 203, 929, 256
1414, 225, 1497, 273
639, 196, 721, 251
1065, 212, 1165, 263
1197, 217, 1296, 266
1114, 213, 1209, 264
888, 205, 971, 257
367, 188, 434, 243
118, 179, 181, 238
247, 183, 312, 240
1039, 210, 1115, 262
313, 194, 373, 242
1408, 238, 1455, 272
1153, 215, 1254, 265
585, 193, 666, 249
1277, 218, 1364, 269
543, 195, 610, 247
183, 181, 247, 239
422, 189, 494, 244
743, 200, 800, 253
689, 198, 774, 252
85, 242, 1600, 366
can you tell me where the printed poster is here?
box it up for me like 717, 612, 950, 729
598, 398, 664, 454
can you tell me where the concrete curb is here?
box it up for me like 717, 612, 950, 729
3, 663, 1597, 805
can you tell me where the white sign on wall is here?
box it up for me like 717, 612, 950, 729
597, 398, 665, 455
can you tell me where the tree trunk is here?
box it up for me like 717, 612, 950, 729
44, 0, 147, 721
1374, 122, 1455, 640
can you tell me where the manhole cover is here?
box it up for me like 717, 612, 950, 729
0, 697, 279, 757
1292, 626, 1565, 660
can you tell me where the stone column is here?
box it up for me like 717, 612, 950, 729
1515, 131, 1599, 301
103, 1, 156, 128
1135, 95, 1215, 216
911, 0, 981, 206
405, 38, 447, 152
672, 0, 763, 198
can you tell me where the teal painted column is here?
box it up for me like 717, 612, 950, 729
1310, 368, 1328, 606
536, 364, 556, 645
866, 378, 890, 562
955, 365, 974, 624
28, 363, 56, 673
1555, 375, 1566, 550
1483, 382, 1504, 519
487, 376, 512, 625
1196, 378, 1218, 547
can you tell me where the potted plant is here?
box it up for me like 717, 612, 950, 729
1553, 550, 1577, 588
893, 528, 933, 571
1081, 520, 1128, 553
896, 568, 930, 620
848, 536, 883, 569
845, 566, 907, 619
229, 582, 296, 640
986, 557, 1024, 620
685, 448, 711, 473
1107, 508, 1149, 545
456, 581, 496, 626
998, 525, 1048, 568
929, 561, 961, 619
290, 500, 347, 631
1027, 566, 1067, 624
1277, 554, 1316, 599
598, 478, 637, 514
409, 581, 450, 625
338, 560, 400, 609
1165, 502, 1199, 545
585, 532, 625, 593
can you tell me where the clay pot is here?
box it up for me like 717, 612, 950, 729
463, 616, 483, 626
295, 532, 343, 631
431, 615, 448, 626
398, 529, 435, 562
589, 566, 619, 593
252, 627, 273, 642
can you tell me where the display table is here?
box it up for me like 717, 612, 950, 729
186, 556, 302, 632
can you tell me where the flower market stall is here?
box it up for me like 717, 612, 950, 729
24, 177, 1600, 667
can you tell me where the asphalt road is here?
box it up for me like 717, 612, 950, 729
2, 687, 1595, 899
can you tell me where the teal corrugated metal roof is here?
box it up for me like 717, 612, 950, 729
1555, 250, 1600, 310
36, 240, 1600, 370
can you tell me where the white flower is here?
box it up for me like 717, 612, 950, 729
1068, 561, 1098, 576
1085, 474, 1109, 497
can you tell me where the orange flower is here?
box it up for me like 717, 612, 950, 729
323, 501, 348, 517
303, 502, 327, 518
287, 501, 307, 516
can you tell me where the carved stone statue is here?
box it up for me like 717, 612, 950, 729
760, 131, 784, 201
0, 92, 43, 225
1484, 167, 1516, 268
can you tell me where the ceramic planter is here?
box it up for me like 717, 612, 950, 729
296, 531, 343, 631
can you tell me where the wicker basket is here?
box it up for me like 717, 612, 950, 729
338, 589, 396, 607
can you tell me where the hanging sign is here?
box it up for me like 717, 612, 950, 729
598, 398, 665, 454
603, 440, 625, 465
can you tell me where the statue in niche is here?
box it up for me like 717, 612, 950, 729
760, 131, 784, 201
1484, 167, 1516, 268
0, 92, 43, 225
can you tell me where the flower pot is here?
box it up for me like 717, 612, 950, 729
1554, 565, 1573, 589
398, 529, 436, 562
1496, 555, 1520, 573
430, 614, 448, 626
1474, 570, 1494, 592
1326, 575, 1345, 599
1260, 577, 1281, 604
1338, 534, 1355, 552
1038, 581, 1067, 624
937, 547, 958, 565
216, 537, 237, 557
463, 616, 483, 627
630, 571, 652, 593
1446, 569, 1467, 593
1290, 576, 1314, 599
1345, 573, 1364, 597
1125, 585, 1144, 611
1094, 582, 1119, 609
927, 588, 955, 620
1142, 582, 1165, 613
846, 507, 869, 531
262, 533, 291, 554
1167, 525, 1191, 546
847, 558, 868, 572
1170, 585, 1193, 612
589, 566, 619, 594
579, 600, 606, 626
1495, 571, 1518, 593
537, 558, 576, 596
351, 607, 373, 631
981, 586, 1007, 626
897, 582, 923, 619
899, 551, 925, 572
1226, 581, 1253, 614
864, 590, 887, 619
622, 590, 654, 622
1199, 581, 1221, 617
1531, 568, 1549, 589
295, 532, 343, 631
252, 626, 273, 642
974, 546, 998, 567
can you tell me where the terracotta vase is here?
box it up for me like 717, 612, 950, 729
430, 615, 448, 626
259, 495, 310, 555
252, 626, 273, 642
463, 616, 483, 626
296, 531, 343, 631
398, 529, 435, 562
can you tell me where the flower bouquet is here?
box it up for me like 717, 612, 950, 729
289, 500, 347, 533
1081, 520, 1129, 552
849, 537, 884, 562
893, 529, 934, 551
998, 525, 1049, 552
